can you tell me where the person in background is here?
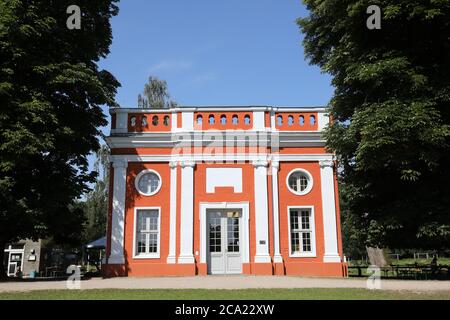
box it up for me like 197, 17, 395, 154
15, 267, 23, 278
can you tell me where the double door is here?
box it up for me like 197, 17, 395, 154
207, 209, 242, 274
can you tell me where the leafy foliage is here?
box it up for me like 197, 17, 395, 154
138, 76, 176, 109
298, 0, 450, 249
0, 0, 120, 276
81, 145, 109, 242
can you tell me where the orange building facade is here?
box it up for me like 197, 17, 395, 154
104, 106, 347, 277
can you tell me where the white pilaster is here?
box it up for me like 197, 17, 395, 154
171, 112, 178, 130
109, 160, 128, 264
319, 160, 341, 263
252, 160, 271, 263
114, 110, 128, 134
167, 161, 178, 264
317, 112, 329, 131
178, 160, 196, 264
271, 161, 282, 263
181, 111, 194, 131
252, 110, 266, 131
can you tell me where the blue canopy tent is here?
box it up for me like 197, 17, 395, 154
86, 236, 106, 249
84, 236, 106, 274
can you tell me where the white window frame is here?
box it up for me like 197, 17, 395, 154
4, 246, 25, 277
133, 207, 161, 259
286, 168, 313, 196
134, 169, 162, 196
287, 206, 317, 258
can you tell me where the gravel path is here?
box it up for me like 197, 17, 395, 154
1, 276, 449, 292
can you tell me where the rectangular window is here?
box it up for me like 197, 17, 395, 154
289, 208, 314, 255
135, 209, 159, 257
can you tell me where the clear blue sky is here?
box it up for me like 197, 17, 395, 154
98, 0, 332, 111
90, 0, 333, 174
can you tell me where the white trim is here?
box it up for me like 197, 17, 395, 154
252, 160, 271, 263
111, 106, 327, 113
181, 111, 194, 131
178, 160, 196, 264
286, 168, 314, 196
167, 161, 178, 263
287, 206, 317, 258
319, 160, 341, 263
134, 169, 163, 196
206, 167, 242, 193
199, 202, 250, 264
252, 110, 266, 131
132, 207, 161, 259
114, 111, 128, 134
109, 153, 334, 164
7, 248, 25, 277
271, 162, 282, 263
105, 132, 326, 148
109, 160, 127, 264
171, 112, 178, 130
317, 112, 329, 131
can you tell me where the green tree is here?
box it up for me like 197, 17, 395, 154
298, 1, 450, 250
82, 145, 109, 242
0, 0, 120, 278
138, 76, 176, 109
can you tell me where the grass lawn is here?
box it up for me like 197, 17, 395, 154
0, 288, 449, 300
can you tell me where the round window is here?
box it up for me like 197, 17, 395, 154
135, 170, 162, 196
286, 169, 313, 195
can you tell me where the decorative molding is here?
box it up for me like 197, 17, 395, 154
271, 161, 280, 170
110, 153, 334, 163
112, 160, 128, 168
319, 159, 334, 168
111, 106, 328, 113
252, 159, 269, 168
180, 160, 196, 168
169, 161, 178, 168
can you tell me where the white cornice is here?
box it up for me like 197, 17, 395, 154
105, 131, 326, 148
110, 106, 327, 114
109, 153, 335, 163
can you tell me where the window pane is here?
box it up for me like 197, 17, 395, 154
227, 217, 239, 252
136, 210, 159, 255
209, 216, 221, 253
290, 208, 313, 254
290, 211, 299, 230
302, 232, 312, 252
291, 232, 300, 254
287, 171, 310, 193
301, 210, 310, 230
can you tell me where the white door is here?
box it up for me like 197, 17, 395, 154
207, 209, 242, 274
7, 252, 23, 276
